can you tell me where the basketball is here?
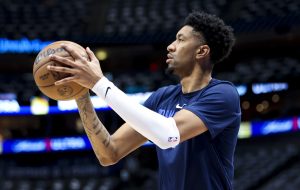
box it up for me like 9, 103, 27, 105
33, 41, 89, 100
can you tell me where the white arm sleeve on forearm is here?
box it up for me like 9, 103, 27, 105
92, 77, 180, 149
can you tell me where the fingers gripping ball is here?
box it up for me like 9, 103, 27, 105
33, 41, 89, 100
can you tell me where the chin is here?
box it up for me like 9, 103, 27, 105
165, 67, 181, 80
165, 67, 175, 75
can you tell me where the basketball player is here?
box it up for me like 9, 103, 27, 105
47, 11, 240, 190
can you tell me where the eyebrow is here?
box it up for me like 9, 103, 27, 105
176, 33, 184, 39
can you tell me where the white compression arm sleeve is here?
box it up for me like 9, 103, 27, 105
92, 77, 180, 149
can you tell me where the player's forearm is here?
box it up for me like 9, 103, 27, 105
92, 77, 180, 149
76, 93, 118, 166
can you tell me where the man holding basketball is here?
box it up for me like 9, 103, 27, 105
47, 11, 240, 190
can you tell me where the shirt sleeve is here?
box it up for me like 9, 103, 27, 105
184, 83, 241, 139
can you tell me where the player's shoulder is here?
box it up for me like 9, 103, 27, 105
155, 84, 181, 97
207, 78, 239, 97
210, 78, 235, 87
144, 84, 181, 109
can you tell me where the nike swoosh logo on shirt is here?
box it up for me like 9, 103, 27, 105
105, 87, 111, 98
176, 104, 186, 109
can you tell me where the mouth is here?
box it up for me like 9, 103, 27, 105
166, 53, 173, 63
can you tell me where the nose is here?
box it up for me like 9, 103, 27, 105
167, 41, 175, 52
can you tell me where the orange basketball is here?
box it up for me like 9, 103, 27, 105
33, 41, 89, 100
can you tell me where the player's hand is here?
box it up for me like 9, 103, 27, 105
47, 44, 103, 89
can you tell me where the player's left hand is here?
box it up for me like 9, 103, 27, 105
47, 44, 103, 89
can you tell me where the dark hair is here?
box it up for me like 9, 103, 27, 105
184, 11, 235, 64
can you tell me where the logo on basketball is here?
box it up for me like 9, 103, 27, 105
34, 47, 66, 65
39, 73, 50, 81
57, 85, 73, 97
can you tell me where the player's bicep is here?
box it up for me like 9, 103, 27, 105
111, 122, 148, 160
173, 109, 208, 142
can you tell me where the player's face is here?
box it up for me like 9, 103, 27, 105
166, 26, 202, 76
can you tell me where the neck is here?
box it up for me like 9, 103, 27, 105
180, 63, 212, 94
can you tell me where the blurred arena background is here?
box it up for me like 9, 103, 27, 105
0, 0, 300, 189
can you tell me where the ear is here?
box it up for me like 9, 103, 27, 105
196, 45, 210, 59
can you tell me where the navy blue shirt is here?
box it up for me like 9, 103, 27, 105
144, 79, 241, 190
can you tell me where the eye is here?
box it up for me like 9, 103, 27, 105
178, 38, 184, 42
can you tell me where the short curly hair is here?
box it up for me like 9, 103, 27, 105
184, 11, 235, 64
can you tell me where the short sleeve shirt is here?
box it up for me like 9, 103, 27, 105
144, 79, 241, 190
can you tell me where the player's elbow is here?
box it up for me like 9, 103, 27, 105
97, 152, 120, 166
99, 156, 120, 167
